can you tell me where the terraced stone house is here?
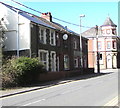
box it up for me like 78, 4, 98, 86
0, 2, 89, 75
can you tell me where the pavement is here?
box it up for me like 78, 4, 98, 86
0, 79, 74, 98
0, 73, 103, 98
0, 69, 119, 99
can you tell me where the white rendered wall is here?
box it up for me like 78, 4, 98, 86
0, 3, 30, 51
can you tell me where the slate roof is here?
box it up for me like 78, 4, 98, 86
101, 17, 117, 27
1, 2, 80, 36
38, 16, 79, 36
82, 17, 117, 38
0, 2, 55, 29
20, 12, 55, 29
82, 27, 100, 38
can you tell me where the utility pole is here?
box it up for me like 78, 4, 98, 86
95, 25, 100, 73
80, 14, 85, 68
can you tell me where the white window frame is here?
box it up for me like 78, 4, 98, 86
56, 33, 60, 46
39, 27, 46, 44
106, 29, 110, 34
98, 41, 102, 50
50, 30, 56, 46
51, 51, 56, 72
107, 41, 111, 49
64, 55, 69, 70
39, 50, 49, 71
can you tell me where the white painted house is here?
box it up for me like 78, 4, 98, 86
0, 2, 56, 71
0, 3, 30, 51
0, 2, 54, 52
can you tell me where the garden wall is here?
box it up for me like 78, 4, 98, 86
38, 68, 94, 82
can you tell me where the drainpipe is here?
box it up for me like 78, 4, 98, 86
16, 10, 19, 57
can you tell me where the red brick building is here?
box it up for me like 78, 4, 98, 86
82, 17, 120, 70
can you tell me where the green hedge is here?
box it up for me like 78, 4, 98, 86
2, 57, 47, 88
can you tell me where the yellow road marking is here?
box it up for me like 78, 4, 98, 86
104, 96, 118, 106
0, 80, 79, 100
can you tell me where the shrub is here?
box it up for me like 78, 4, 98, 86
2, 57, 47, 88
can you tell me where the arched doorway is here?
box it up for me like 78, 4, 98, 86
107, 54, 112, 69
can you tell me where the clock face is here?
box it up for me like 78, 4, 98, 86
63, 34, 68, 40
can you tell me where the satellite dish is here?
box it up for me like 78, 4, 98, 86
63, 34, 68, 40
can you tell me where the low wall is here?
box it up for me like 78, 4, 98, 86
38, 68, 94, 82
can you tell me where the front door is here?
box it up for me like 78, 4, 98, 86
107, 55, 112, 69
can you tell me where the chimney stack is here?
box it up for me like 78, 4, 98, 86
41, 12, 52, 22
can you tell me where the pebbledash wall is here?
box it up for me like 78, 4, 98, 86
1, 2, 94, 82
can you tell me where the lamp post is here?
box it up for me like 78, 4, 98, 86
80, 14, 85, 68
17, 10, 19, 57
95, 25, 100, 73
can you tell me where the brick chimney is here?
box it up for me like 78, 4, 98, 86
41, 12, 52, 22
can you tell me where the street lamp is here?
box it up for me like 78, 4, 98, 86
80, 14, 85, 68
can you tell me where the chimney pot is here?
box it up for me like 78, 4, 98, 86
41, 12, 52, 22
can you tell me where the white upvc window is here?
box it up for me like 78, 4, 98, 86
64, 55, 69, 70
50, 30, 56, 46
51, 51, 56, 72
39, 50, 48, 71
98, 41, 102, 50
39, 27, 46, 44
107, 41, 111, 49
74, 58, 79, 68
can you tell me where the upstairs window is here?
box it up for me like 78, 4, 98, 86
50, 30, 56, 45
39, 28, 46, 44
112, 29, 116, 35
112, 41, 116, 49
51, 32, 54, 44
98, 41, 102, 50
106, 29, 110, 34
107, 41, 111, 49
56, 33, 60, 46
73, 39, 77, 49
102, 30, 105, 35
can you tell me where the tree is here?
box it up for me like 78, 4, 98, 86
0, 17, 8, 49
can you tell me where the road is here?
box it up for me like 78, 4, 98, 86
1, 71, 118, 106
